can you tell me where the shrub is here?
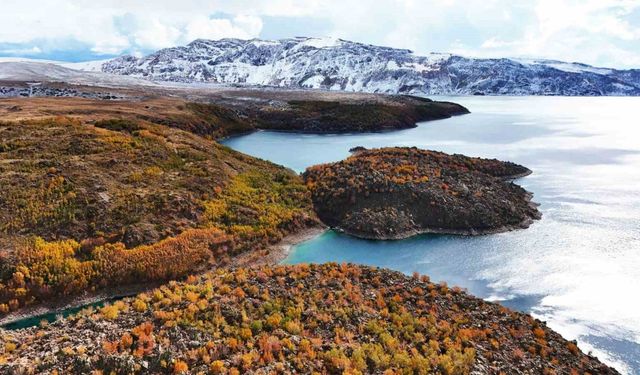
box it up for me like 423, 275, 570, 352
172, 360, 188, 374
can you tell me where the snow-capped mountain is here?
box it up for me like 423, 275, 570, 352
101, 37, 640, 96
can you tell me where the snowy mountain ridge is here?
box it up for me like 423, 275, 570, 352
34, 37, 640, 95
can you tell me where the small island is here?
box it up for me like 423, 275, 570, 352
303, 147, 541, 239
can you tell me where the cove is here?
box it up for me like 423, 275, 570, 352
223, 96, 640, 374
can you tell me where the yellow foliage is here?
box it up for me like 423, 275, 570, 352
132, 299, 148, 312
100, 304, 120, 320
4, 342, 16, 353
172, 359, 189, 374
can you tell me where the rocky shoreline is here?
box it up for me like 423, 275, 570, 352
335, 191, 540, 240
230, 226, 327, 268
0, 286, 143, 330
303, 147, 542, 240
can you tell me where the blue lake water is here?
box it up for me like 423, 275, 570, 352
1, 298, 119, 330
223, 96, 640, 374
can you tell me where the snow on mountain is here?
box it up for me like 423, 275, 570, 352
61, 59, 113, 72
99, 37, 640, 96
512, 58, 615, 75
6, 38, 638, 96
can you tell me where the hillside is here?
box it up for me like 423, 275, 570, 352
0, 100, 318, 315
303, 147, 541, 239
100, 37, 640, 96
0, 263, 617, 374
0, 79, 468, 134
0, 61, 155, 88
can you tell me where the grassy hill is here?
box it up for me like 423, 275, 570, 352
0, 106, 317, 314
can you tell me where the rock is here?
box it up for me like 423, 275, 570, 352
460, 183, 470, 196
122, 223, 160, 248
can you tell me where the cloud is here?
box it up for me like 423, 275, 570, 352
457, 0, 640, 67
0, 1, 264, 56
0, 0, 638, 68
0, 46, 42, 55
132, 19, 182, 50
481, 37, 517, 49
185, 15, 263, 42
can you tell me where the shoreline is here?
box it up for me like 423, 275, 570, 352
335, 217, 538, 240
0, 225, 327, 329
231, 225, 327, 268
0, 283, 156, 328
333, 193, 541, 241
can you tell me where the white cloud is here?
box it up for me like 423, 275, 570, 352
90, 34, 131, 55
480, 37, 517, 49
449, 0, 640, 67
133, 19, 182, 50
0, 0, 638, 68
0, 46, 42, 55
0, 1, 264, 55
185, 15, 263, 42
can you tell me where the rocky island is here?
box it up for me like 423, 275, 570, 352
303, 147, 541, 239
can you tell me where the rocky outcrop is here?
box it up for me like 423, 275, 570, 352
0, 84, 126, 99
303, 147, 541, 239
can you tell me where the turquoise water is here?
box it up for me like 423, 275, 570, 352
223, 96, 640, 374
1, 297, 122, 330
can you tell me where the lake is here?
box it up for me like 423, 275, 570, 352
223, 96, 640, 374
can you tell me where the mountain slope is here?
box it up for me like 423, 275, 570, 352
101, 37, 640, 96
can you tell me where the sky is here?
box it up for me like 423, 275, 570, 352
0, 0, 639, 68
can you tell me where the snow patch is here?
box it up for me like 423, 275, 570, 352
299, 37, 341, 49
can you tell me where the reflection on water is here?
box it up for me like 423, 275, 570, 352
223, 96, 640, 374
